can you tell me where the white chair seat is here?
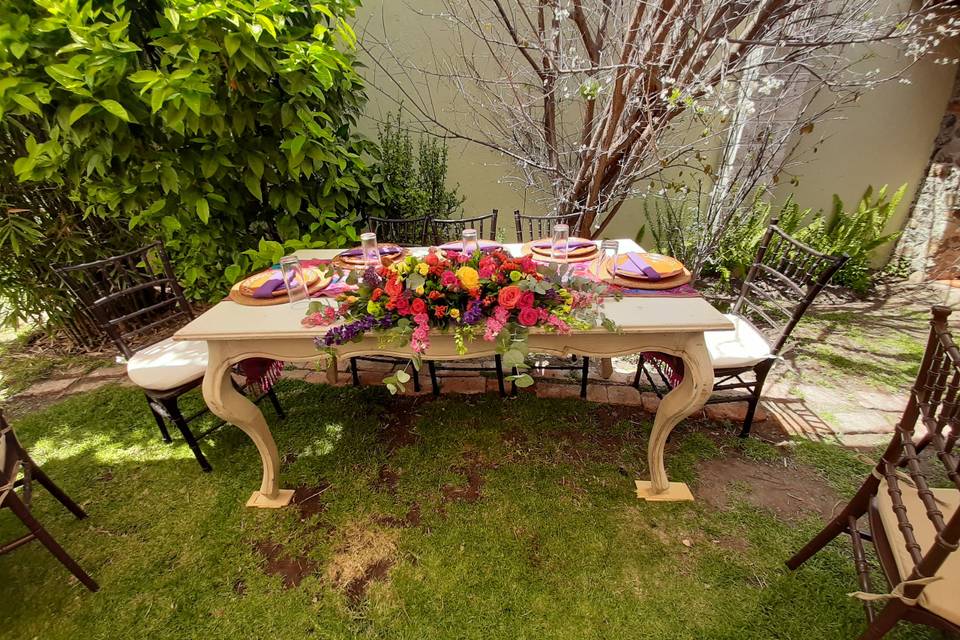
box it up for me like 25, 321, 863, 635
877, 478, 960, 625
705, 313, 773, 369
126, 337, 208, 391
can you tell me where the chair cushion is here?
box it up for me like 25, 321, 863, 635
705, 314, 773, 368
126, 337, 207, 391
876, 478, 960, 625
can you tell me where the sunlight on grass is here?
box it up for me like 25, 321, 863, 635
0, 382, 940, 639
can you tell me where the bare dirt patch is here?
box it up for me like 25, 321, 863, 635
441, 451, 495, 504
593, 404, 644, 431
372, 464, 400, 494
377, 396, 424, 454
373, 502, 422, 528
291, 482, 331, 522
695, 456, 840, 520
252, 541, 318, 589
325, 521, 399, 607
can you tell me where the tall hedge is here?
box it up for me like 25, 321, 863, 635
0, 0, 378, 333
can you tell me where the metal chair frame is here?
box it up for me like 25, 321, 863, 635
1, 412, 98, 591
634, 218, 848, 436
787, 306, 960, 640
55, 242, 284, 472
366, 215, 429, 247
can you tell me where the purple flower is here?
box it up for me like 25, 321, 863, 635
462, 300, 483, 325
362, 267, 383, 289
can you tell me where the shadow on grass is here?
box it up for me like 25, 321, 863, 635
0, 381, 940, 640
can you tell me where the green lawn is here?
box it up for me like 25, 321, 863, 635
0, 381, 939, 639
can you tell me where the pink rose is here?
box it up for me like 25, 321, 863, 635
441, 270, 459, 288
518, 291, 534, 309
517, 307, 539, 327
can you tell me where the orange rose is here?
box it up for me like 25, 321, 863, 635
497, 285, 523, 309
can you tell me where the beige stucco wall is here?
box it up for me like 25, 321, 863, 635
356, 2, 957, 258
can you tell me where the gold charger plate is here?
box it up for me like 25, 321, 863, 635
529, 237, 597, 259
333, 244, 408, 270
521, 241, 598, 264
593, 257, 692, 289
238, 266, 323, 298
613, 252, 684, 280
230, 274, 333, 306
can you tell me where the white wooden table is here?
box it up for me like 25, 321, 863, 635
174, 240, 732, 508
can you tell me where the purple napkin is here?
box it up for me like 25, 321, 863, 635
532, 240, 596, 250
339, 246, 403, 257
252, 271, 289, 298
620, 253, 661, 281
439, 240, 501, 252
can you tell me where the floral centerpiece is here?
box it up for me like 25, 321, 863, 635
303, 247, 617, 393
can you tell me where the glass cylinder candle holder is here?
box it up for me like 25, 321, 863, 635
360, 232, 379, 268
551, 223, 569, 262
462, 228, 479, 256
599, 239, 619, 280
279, 255, 310, 307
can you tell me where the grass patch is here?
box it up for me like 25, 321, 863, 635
0, 382, 939, 639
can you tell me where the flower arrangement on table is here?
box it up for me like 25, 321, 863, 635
302, 248, 617, 393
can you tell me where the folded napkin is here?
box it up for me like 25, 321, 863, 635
339, 246, 403, 257
439, 240, 501, 252
532, 239, 596, 250
620, 253, 661, 281
252, 271, 292, 298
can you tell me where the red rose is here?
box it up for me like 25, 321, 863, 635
411, 297, 427, 314
518, 291, 534, 309
498, 285, 522, 309
371, 288, 383, 301
518, 307, 539, 326
396, 297, 410, 315
385, 277, 403, 299
425, 253, 439, 266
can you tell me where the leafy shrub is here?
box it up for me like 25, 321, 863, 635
373, 111, 462, 219
1, 0, 376, 313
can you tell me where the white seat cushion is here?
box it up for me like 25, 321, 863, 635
705, 313, 773, 369
876, 478, 960, 625
126, 337, 207, 391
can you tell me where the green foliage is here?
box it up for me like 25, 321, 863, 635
780, 185, 905, 293
0, 0, 375, 307
374, 111, 462, 219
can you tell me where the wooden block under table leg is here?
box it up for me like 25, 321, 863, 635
634, 480, 694, 502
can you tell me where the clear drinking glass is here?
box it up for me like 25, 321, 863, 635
599, 239, 619, 280
279, 255, 310, 307
551, 223, 569, 261
360, 232, 379, 268
462, 228, 479, 256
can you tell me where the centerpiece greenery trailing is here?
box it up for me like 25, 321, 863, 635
0, 0, 378, 342
302, 248, 615, 392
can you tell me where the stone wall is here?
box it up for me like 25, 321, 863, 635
896, 66, 960, 281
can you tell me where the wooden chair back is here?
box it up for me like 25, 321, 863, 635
366, 215, 428, 247
880, 306, 960, 589
732, 218, 848, 355
425, 210, 499, 245
55, 242, 194, 359
513, 210, 584, 242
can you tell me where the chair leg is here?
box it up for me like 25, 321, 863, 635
28, 462, 87, 520
739, 360, 774, 438
428, 361, 440, 396
5, 493, 99, 592
632, 354, 645, 389
786, 481, 875, 570
857, 601, 908, 640
580, 356, 590, 399
494, 355, 506, 397
350, 358, 360, 386
266, 387, 285, 419
411, 364, 422, 393
146, 396, 172, 443
163, 399, 212, 473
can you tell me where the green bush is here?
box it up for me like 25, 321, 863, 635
373, 111, 462, 219
1, 0, 376, 312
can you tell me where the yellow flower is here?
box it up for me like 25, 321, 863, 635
449, 308, 461, 320
393, 261, 410, 275
415, 286, 425, 296
417, 262, 430, 276
456, 266, 480, 289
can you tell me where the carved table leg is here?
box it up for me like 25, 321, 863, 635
202, 341, 293, 508
599, 357, 614, 380
635, 332, 713, 502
